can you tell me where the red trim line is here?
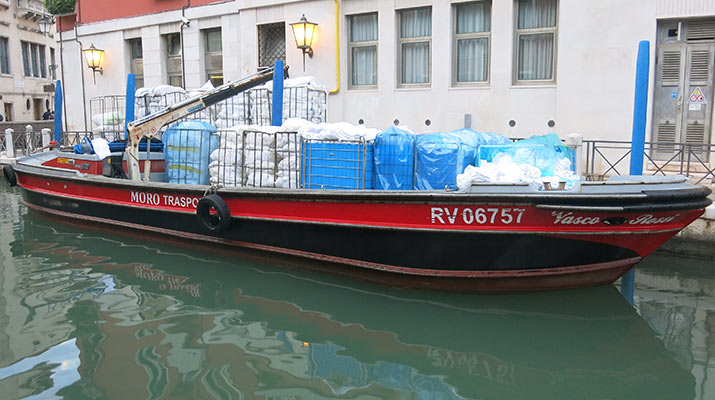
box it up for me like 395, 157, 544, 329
18, 186, 686, 236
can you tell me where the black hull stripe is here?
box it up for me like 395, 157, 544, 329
21, 188, 641, 272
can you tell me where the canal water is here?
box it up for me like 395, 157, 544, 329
0, 184, 713, 400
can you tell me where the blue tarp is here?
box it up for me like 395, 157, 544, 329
374, 126, 414, 190
414, 132, 468, 190
478, 133, 575, 176
414, 129, 510, 190
163, 120, 217, 185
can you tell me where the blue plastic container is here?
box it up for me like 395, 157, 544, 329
414, 132, 473, 190
477, 133, 575, 176
301, 140, 374, 189
374, 126, 414, 190
163, 120, 217, 185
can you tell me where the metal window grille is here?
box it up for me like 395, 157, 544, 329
258, 23, 286, 69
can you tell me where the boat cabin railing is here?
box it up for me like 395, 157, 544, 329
583, 139, 715, 185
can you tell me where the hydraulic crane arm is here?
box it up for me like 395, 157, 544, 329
125, 65, 288, 181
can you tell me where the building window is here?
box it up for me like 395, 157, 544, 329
128, 38, 144, 88
0, 37, 9, 74
166, 33, 181, 56
50, 48, 56, 80
21, 41, 46, 78
454, 2, 490, 84
514, 0, 558, 83
164, 33, 182, 87
204, 28, 223, 86
399, 7, 431, 86
258, 22, 285, 70
349, 13, 378, 88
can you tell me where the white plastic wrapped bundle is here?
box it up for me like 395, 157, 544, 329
281, 117, 316, 132
257, 77, 327, 123
456, 152, 578, 191
244, 132, 275, 149
210, 173, 242, 186
275, 168, 300, 189
210, 148, 243, 165
243, 147, 274, 169
209, 149, 243, 186
212, 93, 251, 127
135, 86, 187, 119
217, 129, 244, 150
92, 124, 124, 141
276, 132, 300, 152
298, 121, 379, 142
249, 90, 271, 125
245, 170, 275, 187
92, 111, 124, 127
277, 156, 299, 171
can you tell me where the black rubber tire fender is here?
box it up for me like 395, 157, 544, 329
196, 194, 232, 233
3, 165, 17, 187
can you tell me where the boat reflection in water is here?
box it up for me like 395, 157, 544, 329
3, 211, 695, 400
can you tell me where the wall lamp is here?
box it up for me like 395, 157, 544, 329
290, 14, 317, 70
83, 43, 104, 84
38, 16, 55, 36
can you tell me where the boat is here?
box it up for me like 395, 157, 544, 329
2, 67, 712, 291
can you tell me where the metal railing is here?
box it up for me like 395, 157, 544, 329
1, 126, 51, 158
584, 140, 715, 184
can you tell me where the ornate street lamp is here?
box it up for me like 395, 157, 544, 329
38, 17, 54, 36
83, 43, 104, 84
290, 14, 318, 70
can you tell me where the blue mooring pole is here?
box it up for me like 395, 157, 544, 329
125, 74, 136, 141
621, 40, 650, 304
53, 81, 63, 144
271, 60, 284, 127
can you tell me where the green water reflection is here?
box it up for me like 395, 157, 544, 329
0, 184, 711, 399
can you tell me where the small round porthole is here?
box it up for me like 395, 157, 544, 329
393, 119, 400, 126
508, 120, 516, 127
358, 118, 364, 125
424, 119, 431, 126
547, 120, 555, 128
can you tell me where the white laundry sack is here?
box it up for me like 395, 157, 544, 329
244, 169, 275, 187
92, 111, 124, 127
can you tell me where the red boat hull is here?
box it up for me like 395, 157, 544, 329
10, 163, 711, 291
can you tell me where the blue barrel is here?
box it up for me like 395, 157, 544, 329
374, 126, 414, 190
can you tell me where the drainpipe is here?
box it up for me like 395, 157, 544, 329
58, 20, 68, 132
180, 0, 191, 89
329, 0, 340, 95
74, 24, 89, 132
